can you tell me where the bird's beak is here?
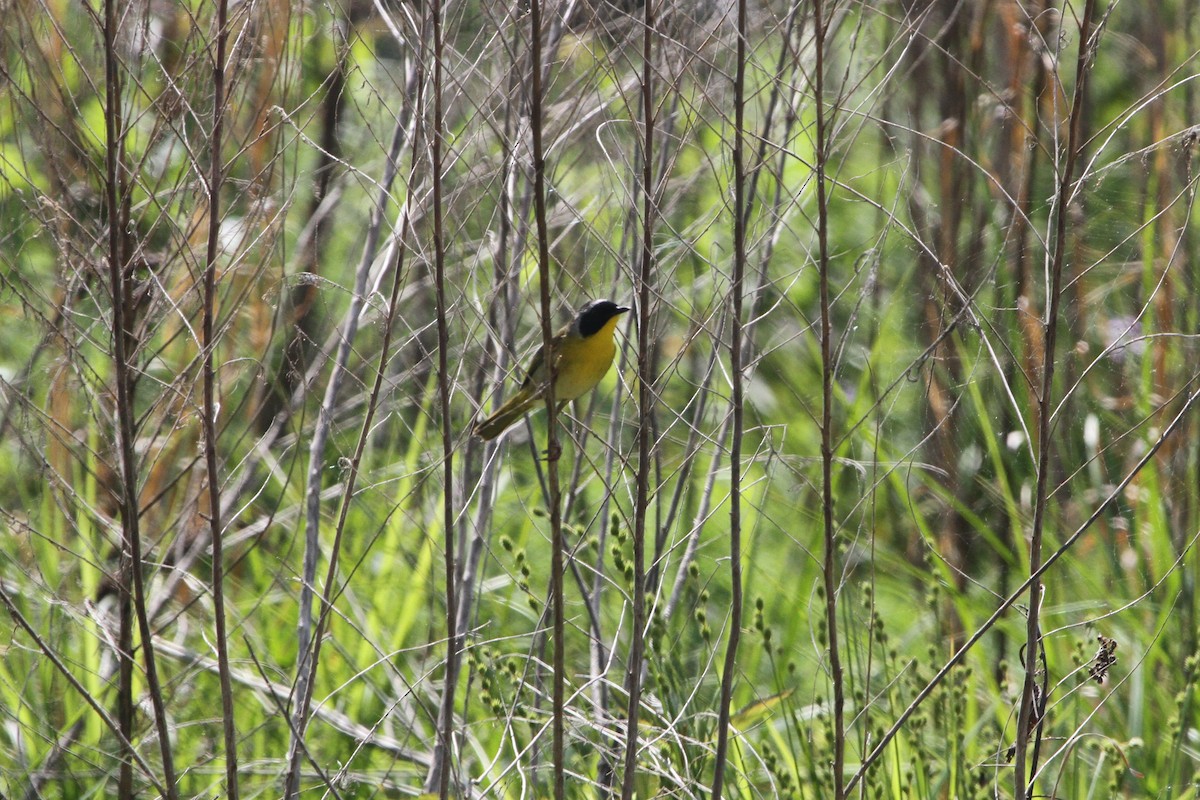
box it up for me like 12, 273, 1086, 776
617, 305, 631, 314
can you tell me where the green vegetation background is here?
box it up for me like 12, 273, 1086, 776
1, 0, 1199, 797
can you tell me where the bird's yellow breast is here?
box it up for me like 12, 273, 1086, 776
553, 315, 621, 401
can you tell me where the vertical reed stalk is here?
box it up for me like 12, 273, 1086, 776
202, 0, 238, 795
709, 0, 747, 792
621, 0, 656, 793
431, 0, 458, 792
102, 0, 178, 794
526, 0, 564, 793
1013, 2, 1096, 796
812, 0, 845, 796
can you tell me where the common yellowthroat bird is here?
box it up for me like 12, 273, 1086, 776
474, 299, 630, 440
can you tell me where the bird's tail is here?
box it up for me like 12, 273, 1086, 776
473, 389, 542, 440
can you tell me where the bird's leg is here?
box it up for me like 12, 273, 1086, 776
542, 401, 570, 462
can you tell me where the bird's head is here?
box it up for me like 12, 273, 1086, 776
575, 299, 630, 337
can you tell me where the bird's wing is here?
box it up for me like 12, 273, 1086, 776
518, 332, 566, 390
